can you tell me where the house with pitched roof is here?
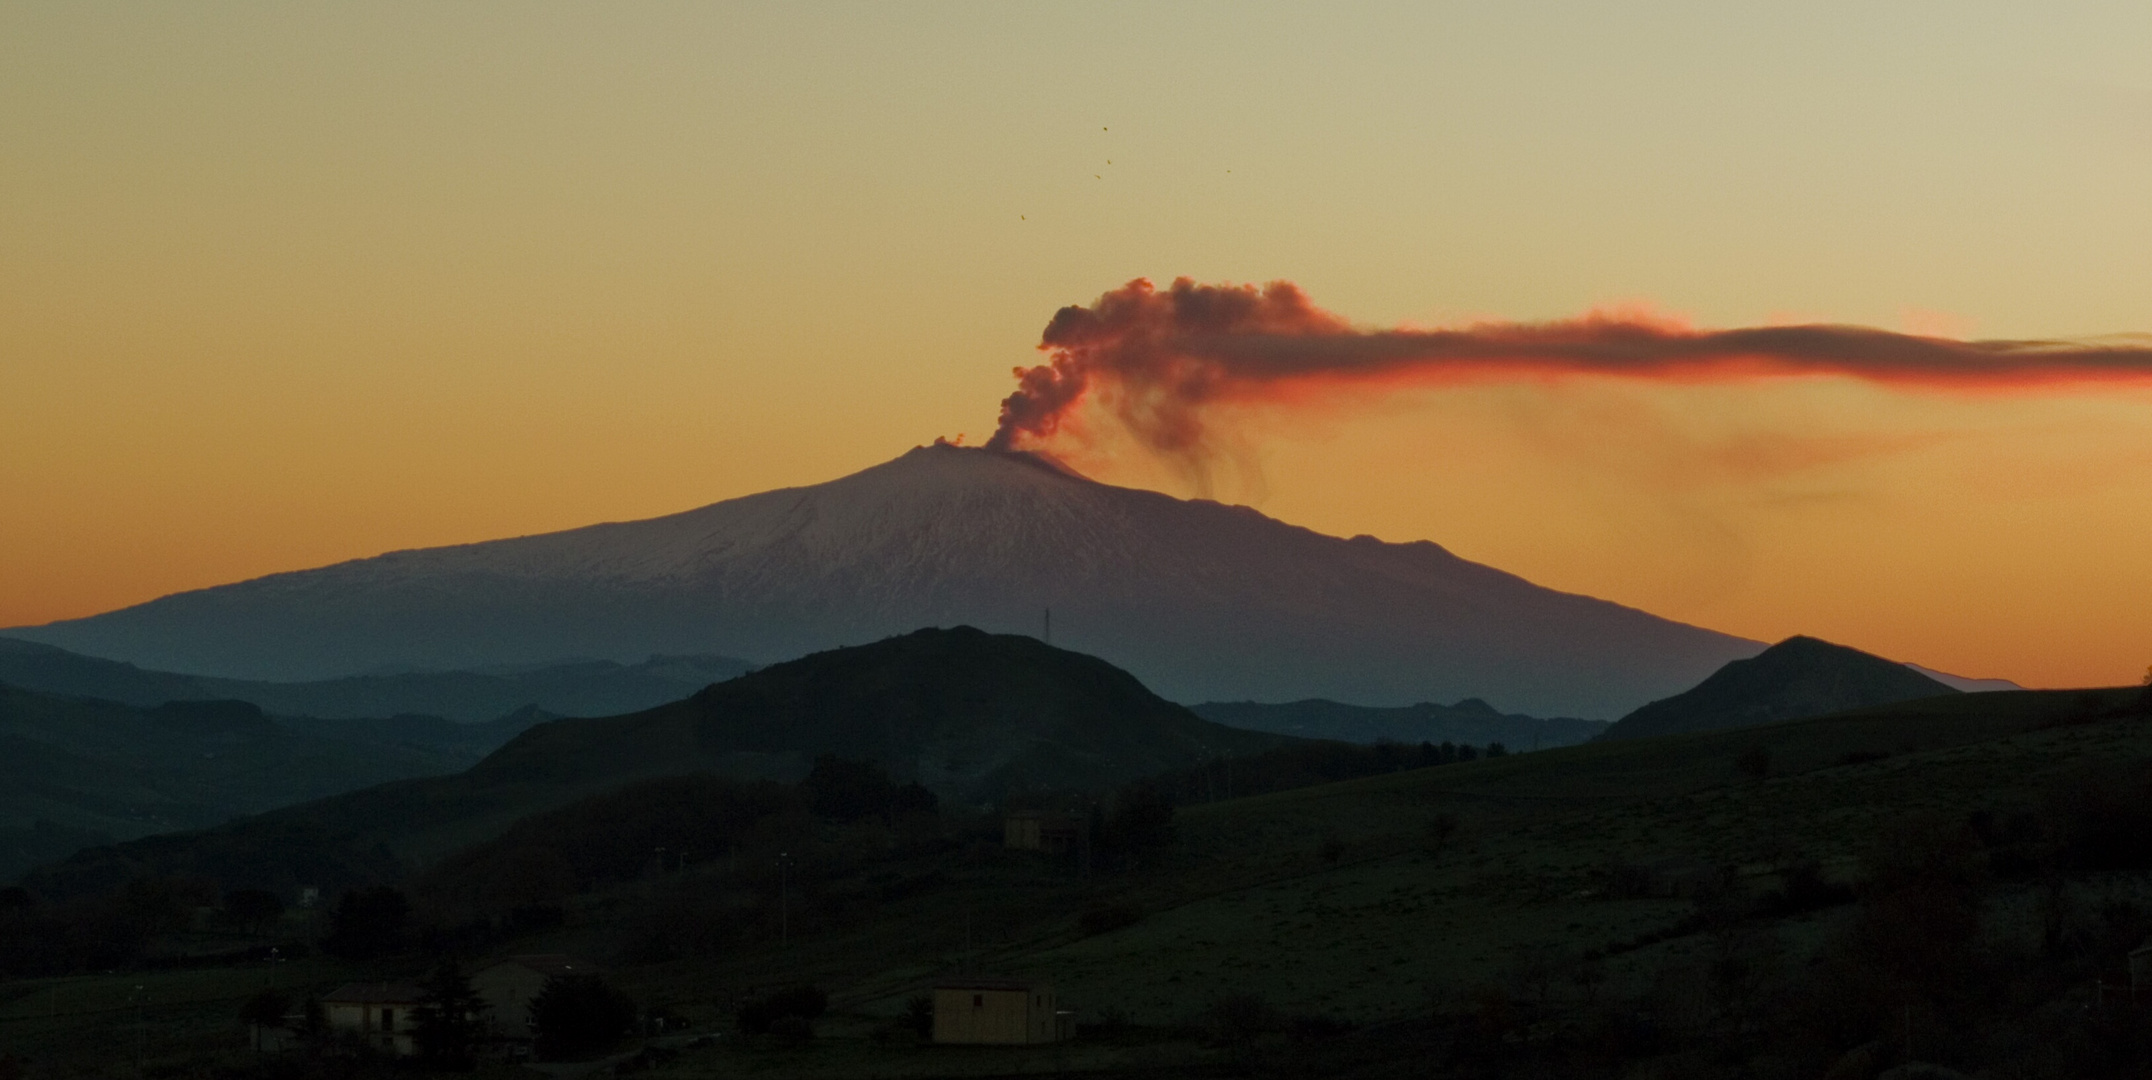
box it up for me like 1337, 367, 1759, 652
321, 982, 425, 1056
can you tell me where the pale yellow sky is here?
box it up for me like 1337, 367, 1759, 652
3, 3, 2149, 686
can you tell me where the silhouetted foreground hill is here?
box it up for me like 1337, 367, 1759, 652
0, 683, 466, 883
5, 444, 1761, 717
0, 635, 752, 724
1193, 698, 1608, 747
477, 625, 1282, 800
1599, 634, 1959, 740
21, 628, 1285, 898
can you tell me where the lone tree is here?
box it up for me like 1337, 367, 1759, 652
531, 973, 636, 1061
411, 959, 487, 1070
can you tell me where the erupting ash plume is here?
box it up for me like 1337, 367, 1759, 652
986, 277, 2152, 462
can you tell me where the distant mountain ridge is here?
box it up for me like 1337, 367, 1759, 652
1599, 635, 1960, 741
22, 628, 1289, 898
5, 445, 1764, 717
0, 636, 752, 723
1192, 699, 1608, 748
0, 682, 468, 884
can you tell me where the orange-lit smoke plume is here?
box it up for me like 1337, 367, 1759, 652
986, 277, 2152, 462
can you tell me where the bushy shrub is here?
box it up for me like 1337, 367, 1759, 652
1754, 862, 1855, 917
903, 994, 933, 1037
736, 985, 828, 1036
531, 973, 637, 1061
1078, 902, 1142, 936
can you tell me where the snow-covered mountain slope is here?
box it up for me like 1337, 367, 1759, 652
7, 444, 1764, 716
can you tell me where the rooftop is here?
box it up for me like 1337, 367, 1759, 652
321, 982, 425, 1005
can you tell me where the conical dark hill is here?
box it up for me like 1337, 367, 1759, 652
1599, 635, 1959, 741
472, 625, 1281, 802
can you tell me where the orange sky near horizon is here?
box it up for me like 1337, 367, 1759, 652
4, 4, 2151, 690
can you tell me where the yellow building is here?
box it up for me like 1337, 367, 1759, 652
931, 979, 1068, 1044
320, 982, 425, 1057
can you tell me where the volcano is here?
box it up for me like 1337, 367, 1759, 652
5, 444, 1762, 717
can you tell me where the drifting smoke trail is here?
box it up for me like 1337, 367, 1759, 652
986, 277, 2152, 465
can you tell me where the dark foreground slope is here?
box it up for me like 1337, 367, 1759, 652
19, 683, 2152, 1079
1193, 697, 1609, 747
5, 444, 1760, 717
0, 685, 464, 883
9, 663, 2152, 1079
1599, 634, 1959, 740
0, 635, 752, 724
21, 628, 1283, 897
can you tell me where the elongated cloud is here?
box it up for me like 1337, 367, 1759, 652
986, 277, 2152, 459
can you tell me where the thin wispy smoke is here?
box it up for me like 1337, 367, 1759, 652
986, 277, 2152, 466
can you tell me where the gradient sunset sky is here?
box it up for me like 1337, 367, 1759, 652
4, 3, 2149, 688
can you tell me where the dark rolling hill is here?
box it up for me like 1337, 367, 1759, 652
475, 626, 1284, 801
20, 628, 1288, 898
0, 635, 752, 724
3, 444, 1762, 718
1192, 698, 1609, 748
1598, 634, 1961, 741
0, 684, 468, 884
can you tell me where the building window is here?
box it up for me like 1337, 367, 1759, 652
973, 994, 983, 1008
381, 1008, 395, 1032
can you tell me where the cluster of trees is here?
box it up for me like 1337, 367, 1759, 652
735, 985, 828, 1040
237, 961, 640, 1069
802, 756, 937, 823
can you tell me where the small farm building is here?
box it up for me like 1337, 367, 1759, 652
932, 979, 1068, 1044
321, 982, 425, 1056
1003, 813, 1084, 855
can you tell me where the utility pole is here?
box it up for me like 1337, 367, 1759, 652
1043, 607, 1051, 646
777, 852, 793, 947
